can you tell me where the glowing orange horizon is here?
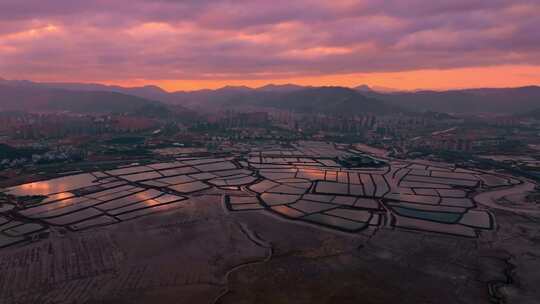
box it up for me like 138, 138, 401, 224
94, 65, 540, 92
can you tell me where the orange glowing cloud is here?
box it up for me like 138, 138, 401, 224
0, 24, 60, 41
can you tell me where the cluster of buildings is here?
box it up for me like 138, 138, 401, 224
0, 112, 160, 140
269, 111, 377, 132
206, 111, 270, 128
0, 146, 85, 169
0, 106, 538, 173
407, 130, 521, 153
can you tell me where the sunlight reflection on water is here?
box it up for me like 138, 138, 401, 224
7, 174, 98, 196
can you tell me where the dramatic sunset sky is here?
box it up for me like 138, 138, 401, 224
0, 0, 539, 91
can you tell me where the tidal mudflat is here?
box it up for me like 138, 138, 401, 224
0, 141, 538, 303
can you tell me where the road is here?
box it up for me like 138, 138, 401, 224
474, 180, 540, 216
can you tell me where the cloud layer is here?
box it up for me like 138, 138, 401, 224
0, 0, 539, 87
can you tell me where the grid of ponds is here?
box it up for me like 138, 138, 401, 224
0, 142, 521, 249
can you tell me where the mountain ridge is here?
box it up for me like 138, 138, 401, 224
0, 84, 196, 118
1, 77, 539, 114
365, 86, 540, 114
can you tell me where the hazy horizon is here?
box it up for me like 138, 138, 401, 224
2, 75, 539, 94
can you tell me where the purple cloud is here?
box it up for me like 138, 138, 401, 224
0, 0, 538, 82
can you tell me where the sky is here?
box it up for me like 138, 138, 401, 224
0, 0, 539, 91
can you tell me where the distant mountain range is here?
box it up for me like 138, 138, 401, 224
354, 84, 401, 94
0, 84, 165, 114
1, 77, 539, 115
170, 85, 398, 114
364, 86, 540, 114
0, 81, 196, 120
0, 78, 175, 105
0, 78, 397, 115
